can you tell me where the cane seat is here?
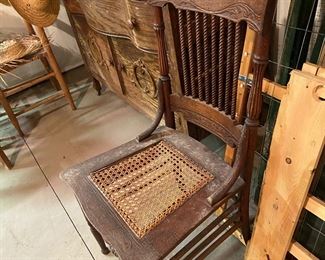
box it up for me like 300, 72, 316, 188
62, 127, 244, 259
89, 139, 215, 238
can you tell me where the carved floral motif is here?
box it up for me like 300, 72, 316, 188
131, 59, 158, 99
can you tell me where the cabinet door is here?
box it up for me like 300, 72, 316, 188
78, 0, 157, 52
111, 38, 159, 118
72, 15, 123, 95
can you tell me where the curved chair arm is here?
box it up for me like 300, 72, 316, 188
137, 78, 165, 142
207, 126, 249, 205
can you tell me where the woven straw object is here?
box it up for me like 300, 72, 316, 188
8, 0, 59, 27
0, 35, 41, 74
89, 140, 214, 238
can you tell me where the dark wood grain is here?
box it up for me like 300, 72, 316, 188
178, 9, 191, 96
170, 95, 241, 146
148, 0, 275, 32
203, 13, 211, 104
218, 17, 226, 111
195, 12, 204, 101
211, 15, 218, 107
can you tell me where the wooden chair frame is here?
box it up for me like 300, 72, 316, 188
62, 0, 276, 259
141, 0, 276, 240
0, 20, 76, 137
0, 146, 12, 169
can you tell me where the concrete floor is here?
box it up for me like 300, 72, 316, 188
0, 67, 245, 260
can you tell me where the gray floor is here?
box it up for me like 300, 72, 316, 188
0, 66, 245, 259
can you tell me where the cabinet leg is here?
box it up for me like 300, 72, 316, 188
86, 219, 110, 255
93, 77, 101, 96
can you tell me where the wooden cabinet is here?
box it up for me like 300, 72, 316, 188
77, 0, 158, 52
111, 38, 159, 118
71, 15, 122, 96
63, 0, 159, 119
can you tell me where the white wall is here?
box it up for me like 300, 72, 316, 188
0, 1, 83, 86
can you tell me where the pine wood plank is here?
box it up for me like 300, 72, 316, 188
246, 70, 325, 260
305, 196, 325, 221
316, 67, 325, 79
261, 77, 287, 100
289, 241, 319, 260
236, 28, 256, 122
302, 62, 319, 75
318, 42, 325, 67
224, 146, 236, 166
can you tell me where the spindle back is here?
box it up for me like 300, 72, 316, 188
149, 0, 276, 148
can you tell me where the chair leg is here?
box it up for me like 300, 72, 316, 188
240, 187, 251, 243
0, 148, 12, 169
86, 219, 110, 255
40, 57, 61, 91
92, 77, 101, 96
0, 91, 24, 137
33, 26, 76, 111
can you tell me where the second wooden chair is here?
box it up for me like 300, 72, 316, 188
0, 1, 76, 136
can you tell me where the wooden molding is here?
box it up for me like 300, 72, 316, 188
305, 196, 325, 222
289, 241, 319, 260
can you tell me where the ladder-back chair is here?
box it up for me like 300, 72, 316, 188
0, 19, 76, 137
61, 0, 276, 259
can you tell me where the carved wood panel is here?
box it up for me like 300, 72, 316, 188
78, 0, 158, 53
72, 15, 122, 95
111, 37, 160, 118
148, 0, 274, 32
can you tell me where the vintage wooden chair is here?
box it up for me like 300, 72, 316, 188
0, 146, 12, 169
0, 19, 76, 137
61, 0, 276, 259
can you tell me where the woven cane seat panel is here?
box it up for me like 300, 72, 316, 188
89, 140, 214, 238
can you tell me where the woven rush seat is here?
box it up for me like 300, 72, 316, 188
89, 140, 214, 238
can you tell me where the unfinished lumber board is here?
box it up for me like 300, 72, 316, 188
236, 28, 256, 122
261, 77, 287, 100
302, 62, 320, 75
246, 74, 287, 100
318, 43, 325, 67
317, 67, 325, 79
224, 146, 236, 166
289, 241, 319, 260
246, 70, 325, 260
305, 196, 325, 221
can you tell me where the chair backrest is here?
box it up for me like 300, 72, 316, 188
148, 0, 276, 148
